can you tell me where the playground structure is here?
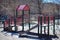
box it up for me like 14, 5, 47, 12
3, 5, 30, 31
2, 4, 58, 38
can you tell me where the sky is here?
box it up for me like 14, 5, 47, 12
42, 0, 60, 4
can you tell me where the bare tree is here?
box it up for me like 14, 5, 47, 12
37, 0, 42, 14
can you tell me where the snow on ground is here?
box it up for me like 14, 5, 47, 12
0, 28, 39, 40
0, 19, 60, 40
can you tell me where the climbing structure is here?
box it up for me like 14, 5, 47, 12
4, 4, 30, 32
3, 5, 56, 38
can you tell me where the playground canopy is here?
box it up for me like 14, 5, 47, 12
17, 4, 30, 11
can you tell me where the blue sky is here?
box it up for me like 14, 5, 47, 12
42, 0, 60, 4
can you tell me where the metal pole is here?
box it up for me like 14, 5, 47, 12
48, 16, 49, 35
57, 5, 59, 25
44, 26, 46, 34
40, 16, 42, 34
38, 16, 40, 36
44, 16, 46, 23
16, 10, 18, 17
22, 10, 24, 31
14, 17, 17, 32
15, 9, 17, 32
53, 16, 55, 35
3, 21, 5, 31
29, 9, 30, 31
44, 16, 46, 34
8, 18, 10, 28
8, 18, 12, 31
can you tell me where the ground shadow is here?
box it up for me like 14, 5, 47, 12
19, 32, 59, 40
1, 30, 59, 40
